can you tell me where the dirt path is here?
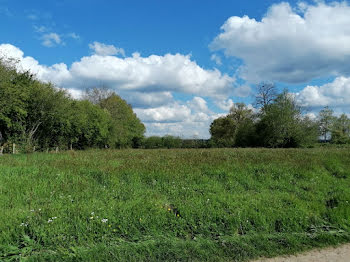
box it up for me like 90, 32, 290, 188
252, 244, 350, 262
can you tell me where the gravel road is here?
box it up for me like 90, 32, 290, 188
252, 243, 350, 262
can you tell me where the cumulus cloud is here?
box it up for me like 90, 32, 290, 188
41, 33, 62, 47
89, 41, 125, 56
134, 103, 191, 123
296, 76, 350, 107
135, 97, 224, 138
215, 99, 234, 111
211, 1, 350, 83
120, 91, 173, 108
0, 43, 235, 99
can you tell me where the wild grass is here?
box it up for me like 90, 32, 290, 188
0, 148, 350, 261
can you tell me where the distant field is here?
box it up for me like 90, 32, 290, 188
0, 148, 350, 261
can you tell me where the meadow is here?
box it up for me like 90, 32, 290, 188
0, 148, 350, 261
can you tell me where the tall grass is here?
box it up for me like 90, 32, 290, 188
0, 148, 350, 261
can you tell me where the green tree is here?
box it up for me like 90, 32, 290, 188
0, 62, 30, 143
99, 93, 145, 148
256, 90, 318, 147
318, 106, 336, 142
210, 116, 236, 147
210, 103, 256, 147
331, 114, 350, 144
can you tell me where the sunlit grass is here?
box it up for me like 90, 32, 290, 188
0, 148, 350, 261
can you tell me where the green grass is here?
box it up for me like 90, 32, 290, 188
0, 148, 350, 261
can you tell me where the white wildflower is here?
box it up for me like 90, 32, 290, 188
101, 218, 108, 223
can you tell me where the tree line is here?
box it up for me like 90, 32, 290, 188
210, 83, 350, 148
0, 59, 145, 153
1, 58, 349, 152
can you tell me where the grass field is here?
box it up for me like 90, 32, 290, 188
0, 148, 350, 261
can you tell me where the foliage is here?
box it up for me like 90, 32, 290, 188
99, 93, 145, 148
257, 91, 318, 148
143, 135, 182, 149
210, 89, 319, 148
330, 114, 350, 144
0, 60, 145, 151
318, 106, 336, 142
0, 148, 350, 261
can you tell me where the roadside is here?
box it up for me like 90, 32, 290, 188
252, 243, 350, 262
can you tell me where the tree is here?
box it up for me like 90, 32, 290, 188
83, 86, 113, 105
318, 106, 336, 142
256, 90, 318, 147
0, 62, 30, 143
331, 114, 350, 144
99, 93, 145, 148
210, 103, 256, 147
210, 116, 236, 147
254, 82, 277, 109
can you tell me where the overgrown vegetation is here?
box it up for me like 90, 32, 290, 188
210, 83, 350, 148
0, 148, 350, 261
0, 59, 145, 152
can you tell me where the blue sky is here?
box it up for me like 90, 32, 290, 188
1, 0, 350, 138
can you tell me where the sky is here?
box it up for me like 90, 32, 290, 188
1, 0, 350, 138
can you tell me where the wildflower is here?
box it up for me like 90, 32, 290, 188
52, 217, 57, 219
48, 219, 53, 223
101, 218, 108, 223
20, 223, 28, 227
167, 208, 171, 211
91, 212, 95, 215
109, 225, 112, 227
90, 217, 94, 220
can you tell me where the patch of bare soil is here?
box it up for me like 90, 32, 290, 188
252, 244, 350, 262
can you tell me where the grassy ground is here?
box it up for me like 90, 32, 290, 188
0, 148, 350, 261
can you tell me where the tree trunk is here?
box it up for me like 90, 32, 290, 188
0, 146, 3, 155
13, 143, 16, 154
56, 147, 59, 153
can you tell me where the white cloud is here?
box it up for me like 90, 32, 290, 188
296, 76, 350, 107
0, 43, 235, 100
34, 25, 47, 33
188, 97, 209, 113
211, 1, 350, 83
67, 33, 80, 40
41, 33, 62, 47
215, 99, 234, 111
89, 41, 125, 57
134, 103, 191, 123
233, 84, 251, 97
210, 54, 222, 66
135, 97, 224, 138
120, 91, 173, 108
